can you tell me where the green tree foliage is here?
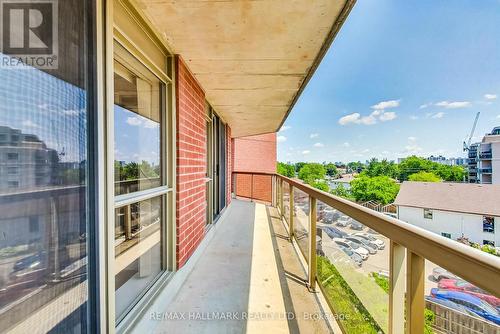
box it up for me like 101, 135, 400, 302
347, 161, 365, 173
115, 160, 160, 181
294, 162, 306, 173
312, 180, 329, 192
330, 183, 354, 200
363, 158, 399, 179
298, 163, 326, 184
323, 162, 339, 177
408, 171, 442, 182
398, 156, 466, 182
277, 162, 295, 177
350, 175, 400, 205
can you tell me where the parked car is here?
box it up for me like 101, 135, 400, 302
336, 216, 351, 227
327, 226, 348, 238
339, 246, 363, 267
431, 288, 500, 325
345, 236, 377, 254
425, 296, 478, 317
333, 238, 369, 260
432, 267, 461, 281
438, 279, 500, 308
349, 220, 364, 231
353, 233, 385, 249
320, 226, 343, 239
384, 212, 398, 219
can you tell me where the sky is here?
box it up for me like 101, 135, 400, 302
277, 0, 500, 163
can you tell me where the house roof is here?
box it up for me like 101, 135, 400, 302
394, 182, 500, 217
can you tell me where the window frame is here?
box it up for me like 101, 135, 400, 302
106, 0, 177, 330
482, 216, 495, 233
423, 208, 433, 219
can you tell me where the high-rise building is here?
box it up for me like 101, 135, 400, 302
468, 127, 500, 184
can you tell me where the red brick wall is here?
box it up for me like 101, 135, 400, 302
175, 56, 207, 268
233, 133, 277, 173
233, 133, 276, 202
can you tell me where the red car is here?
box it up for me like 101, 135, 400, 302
438, 279, 500, 308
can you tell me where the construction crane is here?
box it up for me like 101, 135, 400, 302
463, 112, 480, 152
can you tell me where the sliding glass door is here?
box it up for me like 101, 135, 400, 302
210, 114, 227, 219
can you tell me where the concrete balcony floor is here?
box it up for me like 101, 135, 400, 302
133, 199, 338, 334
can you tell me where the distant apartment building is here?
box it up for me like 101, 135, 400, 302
395, 182, 500, 246
427, 155, 467, 166
468, 126, 500, 184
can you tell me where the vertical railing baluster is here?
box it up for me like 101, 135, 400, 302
279, 179, 284, 215
389, 241, 405, 334
308, 195, 317, 291
289, 184, 294, 239
407, 250, 425, 334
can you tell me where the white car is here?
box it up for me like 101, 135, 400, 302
336, 215, 351, 227
333, 238, 369, 260
353, 233, 385, 250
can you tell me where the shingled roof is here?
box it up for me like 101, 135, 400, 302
394, 181, 500, 216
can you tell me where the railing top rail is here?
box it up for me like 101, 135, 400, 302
232, 171, 275, 176
275, 174, 500, 297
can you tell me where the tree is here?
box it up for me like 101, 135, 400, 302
294, 162, 306, 173
347, 161, 364, 173
350, 175, 400, 205
398, 156, 466, 182
298, 163, 326, 184
277, 162, 295, 177
363, 158, 399, 179
330, 183, 352, 200
408, 171, 442, 182
312, 180, 329, 192
323, 163, 338, 177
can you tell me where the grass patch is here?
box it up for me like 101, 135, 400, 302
317, 256, 383, 334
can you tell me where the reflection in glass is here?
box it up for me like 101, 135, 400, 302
115, 197, 162, 320
0, 1, 89, 332
114, 43, 162, 196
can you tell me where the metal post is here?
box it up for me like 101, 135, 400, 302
389, 241, 405, 334
407, 250, 425, 334
308, 195, 317, 291
289, 185, 294, 240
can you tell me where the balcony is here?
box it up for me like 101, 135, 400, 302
131, 172, 500, 334
479, 153, 493, 160
479, 168, 493, 174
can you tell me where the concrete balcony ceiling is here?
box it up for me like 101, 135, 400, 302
136, 0, 355, 137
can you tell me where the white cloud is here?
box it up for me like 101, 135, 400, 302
280, 125, 291, 132
408, 136, 417, 141
371, 99, 400, 110
342, 142, 350, 147
61, 109, 82, 116
22, 120, 40, 128
419, 103, 431, 109
338, 110, 397, 125
496, 115, 500, 119
379, 111, 397, 122
301, 150, 310, 155
313, 142, 324, 148
338, 113, 361, 125
409, 115, 419, 120
310, 133, 319, 138
484, 94, 497, 100
277, 135, 287, 143
143, 119, 159, 129
431, 112, 445, 119
126, 117, 142, 126
435, 101, 471, 109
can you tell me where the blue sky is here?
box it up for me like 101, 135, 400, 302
277, 0, 500, 163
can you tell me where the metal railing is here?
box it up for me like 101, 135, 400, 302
236, 172, 500, 333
